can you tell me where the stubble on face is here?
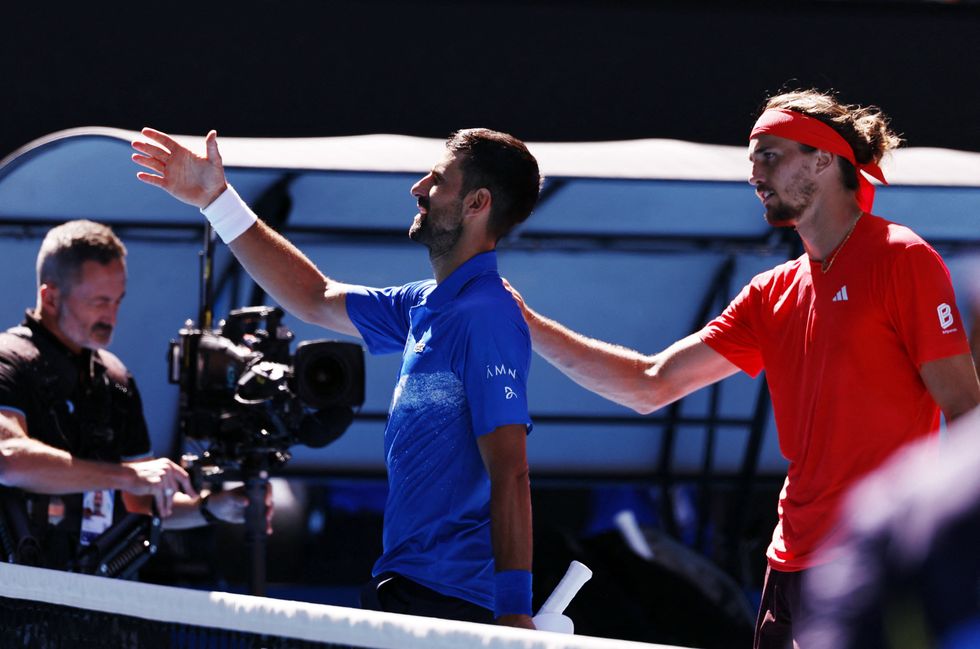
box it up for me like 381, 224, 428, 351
55, 293, 115, 350
763, 167, 818, 227
49, 259, 125, 352
409, 194, 465, 259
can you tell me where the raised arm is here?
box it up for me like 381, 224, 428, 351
227, 221, 359, 335
504, 280, 739, 414
132, 128, 358, 336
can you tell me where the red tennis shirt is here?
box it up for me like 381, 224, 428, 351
700, 214, 971, 571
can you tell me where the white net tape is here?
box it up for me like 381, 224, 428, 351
0, 562, 686, 649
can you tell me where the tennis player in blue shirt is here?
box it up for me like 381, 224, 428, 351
132, 127, 541, 629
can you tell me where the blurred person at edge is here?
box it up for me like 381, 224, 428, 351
799, 405, 980, 648
799, 267, 980, 649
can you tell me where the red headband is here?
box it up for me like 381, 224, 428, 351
750, 108, 887, 213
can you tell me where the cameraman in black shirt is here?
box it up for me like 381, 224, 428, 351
0, 220, 263, 570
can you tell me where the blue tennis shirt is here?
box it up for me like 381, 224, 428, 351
345, 251, 533, 610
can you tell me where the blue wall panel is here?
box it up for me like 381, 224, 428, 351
0, 138, 975, 480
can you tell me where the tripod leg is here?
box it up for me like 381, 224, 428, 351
245, 470, 269, 596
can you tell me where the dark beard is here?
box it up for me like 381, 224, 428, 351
763, 175, 817, 227
764, 205, 798, 227
409, 197, 464, 258
410, 219, 464, 258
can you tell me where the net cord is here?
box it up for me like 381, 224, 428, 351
0, 562, 682, 649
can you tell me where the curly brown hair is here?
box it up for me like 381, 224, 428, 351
762, 90, 903, 190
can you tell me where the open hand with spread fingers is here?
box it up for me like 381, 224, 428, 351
132, 128, 228, 209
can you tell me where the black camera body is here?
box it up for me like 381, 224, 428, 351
168, 306, 364, 473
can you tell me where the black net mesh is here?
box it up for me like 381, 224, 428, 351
0, 596, 352, 649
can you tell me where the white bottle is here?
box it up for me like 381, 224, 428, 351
532, 560, 593, 634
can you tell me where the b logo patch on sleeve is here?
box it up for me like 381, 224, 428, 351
937, 303, 955, 331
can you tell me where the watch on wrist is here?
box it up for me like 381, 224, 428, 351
199, 493, 220, 524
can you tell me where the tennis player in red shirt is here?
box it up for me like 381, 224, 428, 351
506, 89, 980, 648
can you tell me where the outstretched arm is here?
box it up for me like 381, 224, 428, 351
123, 483, 274, 533
132, 128, 358, 336
228, 222, 359, 335
0, 410, 195, 517
477, 424, 535, 630
504, 280, 739, 414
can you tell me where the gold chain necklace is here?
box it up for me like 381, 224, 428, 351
820, 212, 862, 274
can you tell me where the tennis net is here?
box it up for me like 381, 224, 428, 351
0, 562, 684, 649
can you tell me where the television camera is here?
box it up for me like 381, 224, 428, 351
167, 304, 364, 594
168, 305, 364, 478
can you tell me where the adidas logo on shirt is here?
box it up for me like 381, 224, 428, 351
832, 286, 849, 302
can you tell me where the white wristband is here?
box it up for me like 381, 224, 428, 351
200, 184, 258, 244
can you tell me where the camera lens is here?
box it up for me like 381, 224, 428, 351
301, 355, 346, 403
294, 340, 364, 409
